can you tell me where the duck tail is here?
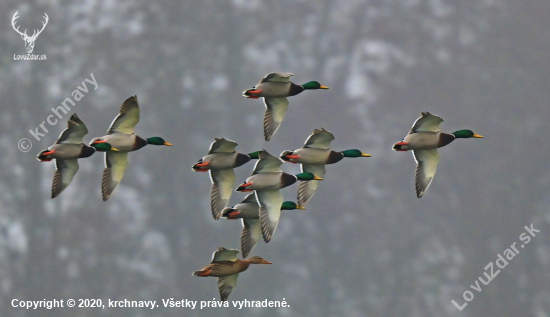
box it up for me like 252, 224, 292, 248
192, 270, 206, 276
243, 88, 260, 99
392, 141, 409, 151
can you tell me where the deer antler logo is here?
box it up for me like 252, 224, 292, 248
11, 11, 49, 54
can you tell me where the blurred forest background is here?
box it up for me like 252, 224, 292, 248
1, 0, 549, 316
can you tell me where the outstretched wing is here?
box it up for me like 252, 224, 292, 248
241, 218, 262, 258
218, 274, 239, 301
256, 189, 283, 243
51, 159, 79, 198
209, 169, 236, 220
55, 114, 88, 144
212, 247, 240, 263
208, 138, 238, 154
297, 164, 326, 206
260, 72, 294, 83
107, 96, 140, 135
252, 150, 283, 174
303, 128, 335, 149
101, 151, 129, 201
413, 149, 440, 198
263, 97, 289, 142
409, 112, 444, 134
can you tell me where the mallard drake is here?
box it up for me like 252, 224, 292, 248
192, 247, 272, 301
280, 128, 371, 206
89, 96, 172, 201
222, 193, 304, 257
37, 114, 101, 198
191, 138, 256, 219
392, 112, 483, 198
235, 150, 321, 242
243, 72, 329, 141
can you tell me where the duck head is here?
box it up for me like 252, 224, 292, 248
341, 149, 372, 158
247, 256, 272, 264
295, 172, 323, 181
301, 81, 329, 90
247, 151, 261, 160
451, 130, 483, 139
146, 137, 173, 146
281, 201, 305, 210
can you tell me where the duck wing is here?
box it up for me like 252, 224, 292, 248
209, 169, 236, 220
260, 72, 294, 83
241, 218, 261, 258
297, 164, 326, 206
218, 274, 239, 301
409, 112, 443, 134
256, 189, 283, 243
303, 128, 334, 149
51, 159, 79, 198
212, 247, 240, 262
413, 149, 440, 198
263, 97, 289, 142
101, 151, 129, 201
55, 114, 88, 144
252, 150, 283, 174
209, 138, 238, 154
107, 96, 140, 135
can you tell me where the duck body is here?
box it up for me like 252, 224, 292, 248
92, 133, 148, 152
38, 143, 95, 162
243, 80, 304, 98
281, 147, 345, 165
395, 131, 456, 151
392, 112, 483, 198
192, 247, 272, 301
192, 138, 252, 219
193, 152, 250, 171
194, 259, 251, 277
237, 172, 297, 191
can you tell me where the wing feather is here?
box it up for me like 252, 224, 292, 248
261, 72, 293, 83
409, 112, 444, 134
101, 151, 129, 201
209, 169, 236, 219
297, 164, 326, 206
252, 150, 283, 174
218, 274, 239, 301
256, 190, 283, 243
413, 149, 440, 198
55, 114, 88, 144
107, 96, 140, 135
241, 218, 262, 258
212, 247, 239, 262
51, 159, 79, 198
208, 138, 238, 154
263, 97, 289, 141
303, 128, 334, 149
